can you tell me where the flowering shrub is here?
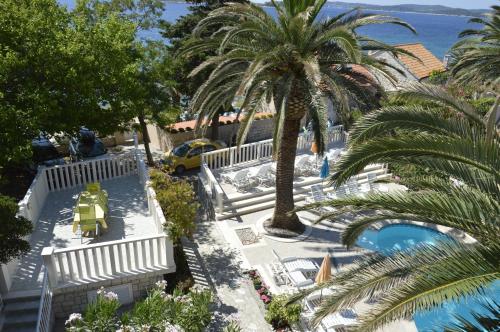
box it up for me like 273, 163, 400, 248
66, 287, 121, 331
66, 282, 213, 332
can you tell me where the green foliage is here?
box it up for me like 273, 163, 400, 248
223, 320, 243, 332
450, 5, 500, 91
297, 83, 500, 331
470, 97, 496, 116
427, 70, 450, 85
0, 0, 138, 168
265, 295, 302, 329
149, 169, 199, 243
0, 195, 32, 263
66, 283, 213, 332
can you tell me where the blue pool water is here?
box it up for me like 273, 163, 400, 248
356, 224, 499, 332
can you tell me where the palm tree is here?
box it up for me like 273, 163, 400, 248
292, 83, 500, 331
450, 5, 500, 92
181, 0, 415, 233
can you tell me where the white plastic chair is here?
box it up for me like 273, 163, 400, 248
254, 164, 274, 186
231, 170, 253, 192
295, 155, 314, 176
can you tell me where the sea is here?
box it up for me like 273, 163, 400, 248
156, 2, 480, 59
58, 1, 480, 60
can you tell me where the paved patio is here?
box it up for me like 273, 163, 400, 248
213, 142, 345, 199
212, 206, 419, 332
10, 175, 156, 291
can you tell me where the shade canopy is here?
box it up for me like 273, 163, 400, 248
315, 254, 332, 284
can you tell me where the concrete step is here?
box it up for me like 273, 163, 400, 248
1, 291, 41, 332
216, 171, 391, 220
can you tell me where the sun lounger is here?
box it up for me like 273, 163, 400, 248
272, 249, 319, 276
286, 270, 314, 289
307, 185, 335, 213
321, 309, 358, 330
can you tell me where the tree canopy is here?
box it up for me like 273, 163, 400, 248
0, 0, 139, 167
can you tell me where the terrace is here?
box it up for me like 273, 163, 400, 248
199, 125, 389, 220
196, 129, 473, 332
1, 151, 175, 330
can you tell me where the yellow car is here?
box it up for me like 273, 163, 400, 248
164, 138, 226, 174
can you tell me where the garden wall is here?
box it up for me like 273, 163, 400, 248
51, 271, 164, 318
147, 116, 275, 152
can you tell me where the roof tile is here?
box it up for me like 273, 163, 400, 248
395, 43, 445, 80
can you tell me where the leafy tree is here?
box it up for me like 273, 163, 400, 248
161, 0, 249, 140
77, 0, 180, 165
182, 0, 414, 233
450, 5, 500, 92
293, 83, 500, 331
126, 42, 179, 165
0, 0, 138, 168
0, 195, 32, 263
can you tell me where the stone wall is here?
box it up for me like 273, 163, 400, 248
51, 271, 164, 318
147, 117, 275, 152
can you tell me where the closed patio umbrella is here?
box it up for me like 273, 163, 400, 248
320, 156, 329, 179
316, 253, 332, 301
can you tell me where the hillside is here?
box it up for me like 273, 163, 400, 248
326, 2, 490, 17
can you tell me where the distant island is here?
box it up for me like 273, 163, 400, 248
262, 1, 490, 17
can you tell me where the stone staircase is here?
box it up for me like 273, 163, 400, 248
216, 164, 390, 220
0, 290, 40, 332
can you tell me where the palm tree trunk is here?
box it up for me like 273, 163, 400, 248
269, 93, 307, 233
138, 113, 154, 166
210, 111, 221, 141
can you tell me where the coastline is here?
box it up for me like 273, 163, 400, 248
257, 3, 485, 18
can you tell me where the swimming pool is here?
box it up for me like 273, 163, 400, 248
356, 224, 499, 332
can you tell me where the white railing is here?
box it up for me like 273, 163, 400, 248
200, 163, 224, 213
18, 169, 50, 223
43, 154, 138, 192
35, 267, 53, 332
17, 154, 138, 223
202, 125, 345, 170
41, 234, 175, 288
147, 186, 167, 233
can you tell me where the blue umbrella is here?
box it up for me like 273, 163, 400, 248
320, 156, 330, 179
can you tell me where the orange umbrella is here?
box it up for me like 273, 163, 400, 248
315, 254, 332, 301
315, 254, 332, 284
311, 141, 319, 154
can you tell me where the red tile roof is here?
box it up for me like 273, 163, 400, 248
395, 43, 445, 80
166, 112, 273, 132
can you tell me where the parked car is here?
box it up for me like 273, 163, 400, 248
32, 136, 66, 168
163, 139, 226, 174
69, 127, 108, 161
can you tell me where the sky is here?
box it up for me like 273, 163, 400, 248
252, 0, 498, 10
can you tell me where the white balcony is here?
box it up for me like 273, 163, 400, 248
3, 153, 174, 294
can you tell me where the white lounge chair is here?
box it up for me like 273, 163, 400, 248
286, 270, 314, 289
307, 185, 335, 213
320, 309, 358, 331
272, 249, 319, 277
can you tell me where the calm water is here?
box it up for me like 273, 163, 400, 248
154, 2, 479, 59
357, 224, 500, 332
58, 0, 478, 59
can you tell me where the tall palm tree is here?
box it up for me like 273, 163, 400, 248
181, 0, 415, 232
450, 5, 500, 92
292, 83, 500, 331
